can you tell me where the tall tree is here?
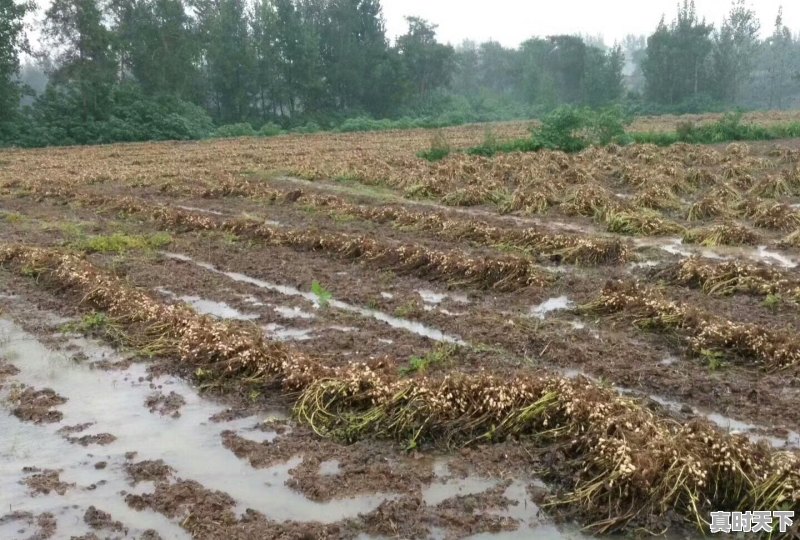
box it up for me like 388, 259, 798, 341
192, 0, 255, 122
251, 0, 279, 119
272, 0, 322, 116
451, 40, 480, 101
476, 41, 518, 97
44, 0, 118, 121
317, 0, 391, 114
764, 7, 795, 109
111, 0, 201, 101
621, 34, 647, 94
396, 17, 454, 103
642, 1, 714, 105
582, 44, 624, 106
712, 0, 760, 103
0, 0, 33, 123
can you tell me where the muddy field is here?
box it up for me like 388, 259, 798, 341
1, 121, 800, 539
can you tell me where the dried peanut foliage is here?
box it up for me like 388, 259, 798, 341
0, 244, 798, 535
1, 118, 800, 537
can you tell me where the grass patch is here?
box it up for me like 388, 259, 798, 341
465, 109, 800, 157
394, 300, 420, 319
417, 132, 452, 162
62, 312, 109, 334
0, 212, 24, 223
399, 345, 456, 377
72, 232, 172, 254
763, 293, 782, 312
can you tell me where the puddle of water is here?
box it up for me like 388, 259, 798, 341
274, 305, 316, 320
175, 205, 225, 216
530, 296, 574, 319
422, 475, 499, 506
418, 289, 447, 304
757, 246, 797, 268
156, 287, 259, 321
329, 326, 358, 333
162, 253, 466, 345
179, 295, 260, 321
439, 309, 467, 317
616, 386, 800, 449
630, 260, 660, 269
426, 459, 585, 539
264, 323, 315, 342
242, 295, 265, 307
0, 412, 189, 539
557, 364, 798, 449
418, 289, 471, 307
0, 319, 395, 531
659, 356, 678, 366
633, 238, 797, 268
558, 368, 595, 381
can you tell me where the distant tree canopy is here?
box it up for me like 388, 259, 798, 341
1, 0, 800, 147
638, 1, 800, 111
0, 0, 33, 124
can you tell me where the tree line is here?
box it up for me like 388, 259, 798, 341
0, 0, 798, 147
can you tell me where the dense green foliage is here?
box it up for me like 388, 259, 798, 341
1, 0, 799, 148
0, 0, 32, 124
462, 108, 800, 156
631, 113, 800, 145
462, 107, 630, 156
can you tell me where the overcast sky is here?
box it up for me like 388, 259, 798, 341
22, 0, 799, 52
382, 0, 799, 47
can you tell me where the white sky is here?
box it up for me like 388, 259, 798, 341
22, 0, 800, 52
382, 0, 800, 47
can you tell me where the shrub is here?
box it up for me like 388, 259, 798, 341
418, 131, 451, 162
214, 123, 256, 138
257, 122, 283, 137
338, 116, 382, 132
292, 121, 321, 134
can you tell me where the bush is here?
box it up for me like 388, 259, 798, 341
214, 122, 256, 138
529, 106, 630, 153
292, 121, 321, 134
338, 116, 382, 132
257, 122, 283, 137
0, 84, 215, 148
417, 131, 451, 162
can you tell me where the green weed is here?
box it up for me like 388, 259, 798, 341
394, 300, 419, 319
400, 345, 456, 376
62, 312, 109, 335
763, 293, 782, 312
700, 348, 726, 371
417, 131, 451, 162
311, 281, 333, 308
72, 232, 172, 254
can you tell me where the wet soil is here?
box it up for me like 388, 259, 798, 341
2, 134, 799, 538
145, 390, 186, 417
83, 505, 125, 533
23, 468, 73, 496
11, 387, 67, 424
0, 512, 57, 540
